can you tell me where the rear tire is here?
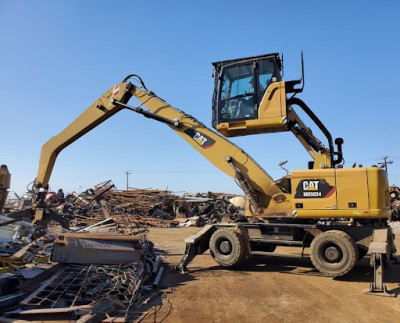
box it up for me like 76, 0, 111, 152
209, 227, 249, 267
310, 230, 358, 277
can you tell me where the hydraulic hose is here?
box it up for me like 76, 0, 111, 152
287, 97, 343, 167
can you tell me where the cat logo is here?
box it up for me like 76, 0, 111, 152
295, 179, 335, 199
193, 132, 208, 146
184, 129, 215, 149
303, 180, 319, 191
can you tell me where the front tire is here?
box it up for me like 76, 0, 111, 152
209, 227, 249, 267
310, 230, 358, 277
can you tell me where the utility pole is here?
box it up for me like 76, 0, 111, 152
125, 170, 132, 190
378, 156, 393, 172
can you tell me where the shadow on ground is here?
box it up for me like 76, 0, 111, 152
130, 259, 197, 322
184, 253, 400, 285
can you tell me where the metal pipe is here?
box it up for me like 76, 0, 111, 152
146, 262, 151, 274
152, 266, 164, 289
75, 218, 114, 232
152, 257, 161, 274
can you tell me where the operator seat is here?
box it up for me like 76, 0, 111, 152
239, 98, 255, 119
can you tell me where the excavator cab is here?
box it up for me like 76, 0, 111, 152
212, 53, 288, 137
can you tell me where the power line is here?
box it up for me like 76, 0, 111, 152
378, 156, 393, 172
125, 170, 132, 190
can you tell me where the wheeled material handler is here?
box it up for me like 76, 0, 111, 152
11, 52, 395, 290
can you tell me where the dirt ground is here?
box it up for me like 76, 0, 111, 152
140, 227, 400, 323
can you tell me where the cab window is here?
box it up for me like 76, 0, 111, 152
257, 59, 278, 100
219, 63, 256, 122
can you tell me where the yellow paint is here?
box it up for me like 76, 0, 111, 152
35, 75, 390, 223
291, 167, 390, 219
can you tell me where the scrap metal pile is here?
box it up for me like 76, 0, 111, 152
0, 229, 166, 321
0, 180, 244, 321
0, 209, 167, 322
390, 185, 400, 221
51, 180, 246, 229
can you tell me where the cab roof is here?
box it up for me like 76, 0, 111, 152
212, 52, 281, 70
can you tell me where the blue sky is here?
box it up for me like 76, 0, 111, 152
1, 1, 399, 195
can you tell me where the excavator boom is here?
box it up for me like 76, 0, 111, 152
33, 76, 284, 221
30, 54, 388, 225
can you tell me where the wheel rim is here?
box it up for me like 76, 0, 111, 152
217, 238, 232, 255
319, 242, 343, 264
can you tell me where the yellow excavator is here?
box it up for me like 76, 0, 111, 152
11, 53, 395, 293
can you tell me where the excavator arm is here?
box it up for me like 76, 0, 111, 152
35, 82, 134, 190
31, 75, 288, 225
30, 82, 133, 225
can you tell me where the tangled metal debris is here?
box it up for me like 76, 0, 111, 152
0, 219, 165, 321
390, 185, 400, 221
0, 180, 243, 321
33, 180, 246, 229
2, 240, 164, 321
